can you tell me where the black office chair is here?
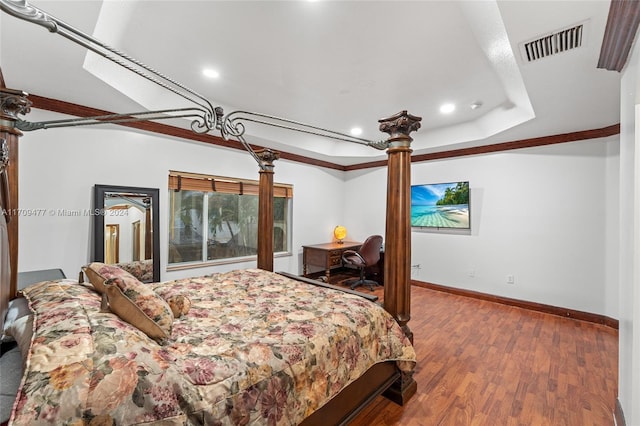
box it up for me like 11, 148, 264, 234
341, 235, 383, 291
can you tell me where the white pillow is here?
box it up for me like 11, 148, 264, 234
4, 314, 33, 361
1, 297, 31, 343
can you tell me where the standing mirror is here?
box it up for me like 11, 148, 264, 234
94, 185, 160, 283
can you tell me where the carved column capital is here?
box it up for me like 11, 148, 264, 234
0, 88, 31, 135
256, 148, 280, 171
378, 110, 422, 146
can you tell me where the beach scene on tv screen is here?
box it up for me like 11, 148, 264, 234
411, 181, 470, 228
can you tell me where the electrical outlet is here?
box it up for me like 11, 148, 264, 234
411, 264, 421, 278
506, 275, 515, 284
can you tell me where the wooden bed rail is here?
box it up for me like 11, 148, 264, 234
277, 271, 379, 302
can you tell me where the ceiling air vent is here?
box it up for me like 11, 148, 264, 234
520, 22, 586, 63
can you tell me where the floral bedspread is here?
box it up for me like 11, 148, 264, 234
11, 269, 416, 425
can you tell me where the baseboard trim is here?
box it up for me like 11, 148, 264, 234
615, 398, 626, 426
411, 280, 619, 330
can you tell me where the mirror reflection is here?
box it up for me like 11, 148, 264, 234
94, 185, 160, 283
103, 193, 151, 264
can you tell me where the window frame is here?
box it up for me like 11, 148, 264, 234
167, 171, 293, 270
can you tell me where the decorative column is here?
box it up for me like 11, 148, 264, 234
0, 88, 31, 300
379, 110, 421, 406
256, 148, 280, 272
379, 111, 421, 343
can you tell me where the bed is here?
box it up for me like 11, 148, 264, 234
6, 266, 415, 425
0, 97, 418, 425
0, 2, 420, 423
0, 103, 419, 425
0, 94, 418, 424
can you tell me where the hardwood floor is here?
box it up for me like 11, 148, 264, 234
327, 273, 619, 426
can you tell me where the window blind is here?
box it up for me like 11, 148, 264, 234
168, 171, 293, 198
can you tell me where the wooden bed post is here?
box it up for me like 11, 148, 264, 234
379, 111, 421, 343
0, 87, 31, 332
0, 88, 30, 300
256, 148, 279, 271
379, 111, 421, 406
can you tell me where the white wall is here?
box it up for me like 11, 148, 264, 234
344, 139, 619, 318
618, 31, 640, 426
17, 109, 622, 381
17, 109, 346, 281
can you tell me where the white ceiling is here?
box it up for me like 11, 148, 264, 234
0, 0, 622, 166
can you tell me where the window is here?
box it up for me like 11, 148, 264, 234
168, 171, 293, 266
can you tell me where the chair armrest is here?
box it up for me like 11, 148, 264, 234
342, 251, 366, 265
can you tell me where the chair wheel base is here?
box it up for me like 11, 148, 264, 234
347, 279, 379, 291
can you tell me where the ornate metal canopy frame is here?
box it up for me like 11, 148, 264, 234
0, 0, 389, 170
1, 1, 422, 357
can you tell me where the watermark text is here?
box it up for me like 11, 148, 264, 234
1, 208, 129, 217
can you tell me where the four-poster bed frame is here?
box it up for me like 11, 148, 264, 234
0, 0, 420, 422
0, 89, 420, 424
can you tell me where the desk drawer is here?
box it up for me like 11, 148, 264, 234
329, 255, 342, 266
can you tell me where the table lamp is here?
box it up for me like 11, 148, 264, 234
334, 225, 347, 244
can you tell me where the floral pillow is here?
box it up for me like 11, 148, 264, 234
81, 262, 139, 294
115, 259, 154, 283
166, 294, 191, 318
103, 275, 174, 344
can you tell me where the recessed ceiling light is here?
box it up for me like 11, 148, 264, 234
350, 127, 363, 136
202, 68, 220, 79
439, 103, 455, 114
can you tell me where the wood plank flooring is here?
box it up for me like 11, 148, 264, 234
327, 273, 619, 426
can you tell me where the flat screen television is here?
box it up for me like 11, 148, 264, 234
411, 181, 470, 229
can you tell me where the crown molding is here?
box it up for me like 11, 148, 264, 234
27, 94, 620, 172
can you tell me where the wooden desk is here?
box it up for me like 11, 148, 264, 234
302, 241, 361, 281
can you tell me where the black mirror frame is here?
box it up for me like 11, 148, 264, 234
93, 184, 160, 282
